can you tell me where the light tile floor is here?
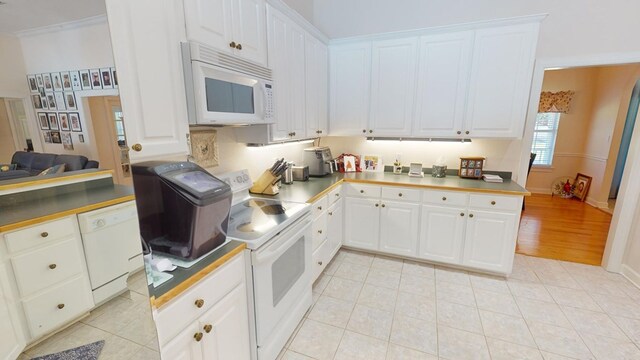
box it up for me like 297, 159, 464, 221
19, 270, 160, 359
279, 249, 640, 360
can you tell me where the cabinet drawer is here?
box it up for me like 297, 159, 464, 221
12, 238, 85, 297
155, 252, 245, 346
5, 216, 77, 254
312, 213, 328, 251
311, 196, 328, 219
423, 190, 468, 207
22, 276, 93, 339
345, 183, 381, 198
328, 185, 342, 204
312, 238, 329, 283
382, 187, 421, 202
469, 194, 521, 212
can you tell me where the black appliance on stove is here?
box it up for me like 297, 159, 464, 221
132, 161, 232, 260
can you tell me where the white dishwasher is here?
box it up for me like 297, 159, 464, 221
78, 201, 143, 304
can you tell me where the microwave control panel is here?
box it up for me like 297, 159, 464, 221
263, 83, 274, 122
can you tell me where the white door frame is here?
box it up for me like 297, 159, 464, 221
518, 51, 640, 272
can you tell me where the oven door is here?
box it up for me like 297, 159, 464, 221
192, 61, 267, 124
251, 215, 312, 345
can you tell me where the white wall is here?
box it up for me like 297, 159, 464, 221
0, 34, 28, 98
623, 205, 640, 285
312, 0, 640, 59
281, 0, 314, 24
17, 17, 115, 161
322, 137, 521, 176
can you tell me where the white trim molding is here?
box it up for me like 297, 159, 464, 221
621, 264, 640, 289
15, 15, 108, 38
527, 187, 552, 195
554, 152, 608, 163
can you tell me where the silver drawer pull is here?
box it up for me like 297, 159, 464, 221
41, 232, 49, 238
442, 197, 447, 201
360, 190, 364, 194
49, 264, 57, 270
491, 201, 496, 205
57, 303, 65, 309
398, 193, 403, 197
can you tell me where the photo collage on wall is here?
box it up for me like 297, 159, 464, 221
27, 67, 118, 150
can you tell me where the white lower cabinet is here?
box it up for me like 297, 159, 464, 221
311, 188, 343, 282
156, 252, 251, 360
379, 201, 420, 257
419, 205, 466, 264
463, 210, 517, 274
326, 199, 343, 258
344, 197, 380, 251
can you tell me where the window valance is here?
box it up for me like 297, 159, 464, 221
538, 91, 575, 113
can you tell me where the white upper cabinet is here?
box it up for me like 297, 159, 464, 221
413, 31, 473, 137
183, 0, 267, 66
288, 23, 307, 140
369, 38, 418, 137
328, 18, 540, 139
464, 23, 539, 138
329, 42, 372, 136
106, 0, 190, 162
305, 35, 329, 138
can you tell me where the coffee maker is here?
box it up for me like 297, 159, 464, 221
303, 147, 332, 176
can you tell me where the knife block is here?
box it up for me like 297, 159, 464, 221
250, 170, 280, 195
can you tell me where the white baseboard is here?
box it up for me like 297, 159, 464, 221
527, 187, 551, 195
586, 197, 609, 209
622, 264, 640, 289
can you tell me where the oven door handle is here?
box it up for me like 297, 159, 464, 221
252, 218, 311, 264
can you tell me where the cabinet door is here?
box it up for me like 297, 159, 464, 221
344, 197, 380, 251
379, 200, 420, 257
0, 278, 24, 360
369, 38, 417, 137
413, 32, 473, 137
329, 43, 372, 136
464, 23, 538, 138
232, 0, 267, 66
305, 35, 329, 138
106, 0, 190, 161
288, 23, 307, 140
160, 322, 204, 360
183, 0, 233, 54
463, 210, 517, 274
265, 6, 291, 141
326, 199, 343, 258
419, 205, 466, 265
200, 284, 251, 360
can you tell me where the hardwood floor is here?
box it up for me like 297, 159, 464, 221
517, 194, 613, 265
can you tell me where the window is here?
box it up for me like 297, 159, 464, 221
531, 112, 561, 166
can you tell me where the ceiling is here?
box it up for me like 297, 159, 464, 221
0, 0, 106, 34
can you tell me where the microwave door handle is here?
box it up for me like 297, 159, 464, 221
256, 81, 267, 121
252, 220, 310, 264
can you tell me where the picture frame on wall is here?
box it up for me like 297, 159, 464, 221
61, 72, 72, 90
31, 94, 42, 109
51, 72, 63, 91
69, 112, 82, 132
38, 87, 45, 97
59, 113, 70, 131
79, 134, 85, 143
40, 95, 48, 110
61, 132, 74, 150
37, 113, 49, 130
54, 92, 66, 110
71, 71, 82, 91
64, 92, 77, 110
80, 70, 91, 89
43, 73, 53, 90
48, 113, 59, 130
111, 67, 118, 88
100, 68, 113, 88
43, 131, 52, 143
46, 94, 57, 110
50, 131, 62, 144
27, 75, 38, 92
90, 69, 102, 89
36, 74, 43, 88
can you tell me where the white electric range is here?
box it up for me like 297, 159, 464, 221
218, 170, 312, 360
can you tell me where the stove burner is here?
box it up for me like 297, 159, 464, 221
261, 204, 286, 215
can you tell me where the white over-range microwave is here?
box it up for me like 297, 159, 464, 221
181, 42, 275, 125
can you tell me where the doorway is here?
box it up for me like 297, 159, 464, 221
88, 96, 132, 186
0, 98, 35, 162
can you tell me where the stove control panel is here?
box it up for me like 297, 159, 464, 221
218, 169, 252, 193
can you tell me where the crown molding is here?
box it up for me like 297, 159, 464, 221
15, 14, 107, 38
266, 0, 329, 44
